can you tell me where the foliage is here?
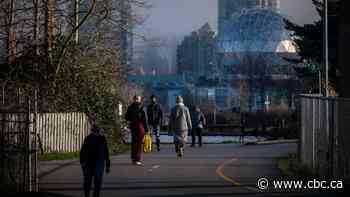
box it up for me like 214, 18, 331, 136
284, 0, 340, 94
0, 0, 148, 153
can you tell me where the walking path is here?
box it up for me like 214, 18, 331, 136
38, 143, 335, 197
125, 134, 266, 144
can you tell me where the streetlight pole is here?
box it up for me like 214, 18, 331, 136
323, 1, 330, 176
324, 0, 329, 97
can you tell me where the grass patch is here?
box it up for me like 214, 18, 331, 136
244, 127, 274, 132
277, 157, 293, 176
221, 140, 239, 144
39, 144, 130, 161
39, 151, 80, 161
277, 154, 316, 178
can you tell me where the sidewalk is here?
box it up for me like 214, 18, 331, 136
39, 159, 78, 179
125, 134, 265, 144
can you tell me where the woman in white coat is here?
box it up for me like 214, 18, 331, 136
169, 96, 192, 158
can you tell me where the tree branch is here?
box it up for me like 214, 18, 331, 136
55, 0, 97, 77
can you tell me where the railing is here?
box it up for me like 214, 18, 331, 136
299, 94, 350, 181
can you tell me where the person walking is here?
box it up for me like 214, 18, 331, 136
191, 106, 206, 147
80, 123, 110, 197
169, 96, 192, 158
125, 95, 148, 165
147, 95, 163, 151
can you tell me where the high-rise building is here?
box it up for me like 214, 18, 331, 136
177, 23, 216, 78
218, 0, 280, 34
116, 0, 133, 67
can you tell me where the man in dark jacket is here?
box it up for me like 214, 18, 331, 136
191, 106, 206, 147
125, 95, 148, 165
80, 124, 110, 197
147, 95, 163, 151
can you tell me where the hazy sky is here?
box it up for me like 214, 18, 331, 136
137, 0, 320, 38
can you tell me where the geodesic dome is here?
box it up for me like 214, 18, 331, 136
217, 8, 296, 53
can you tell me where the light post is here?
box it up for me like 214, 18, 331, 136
324, 0, 329, 97
323, 2, 330, 178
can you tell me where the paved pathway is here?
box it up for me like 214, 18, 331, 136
125, 134, 265, 144
39, 143, 337, 197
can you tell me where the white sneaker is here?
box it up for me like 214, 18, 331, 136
135, 161, 142, 166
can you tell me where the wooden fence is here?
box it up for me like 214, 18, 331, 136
36, 112, 91, 153
300, 95, 350, 180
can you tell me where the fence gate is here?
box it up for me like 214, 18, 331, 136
0, 95, 38, 192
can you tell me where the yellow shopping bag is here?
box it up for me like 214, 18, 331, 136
143, 132, 152, 153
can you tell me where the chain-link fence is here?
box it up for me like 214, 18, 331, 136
299, 94, 350, 182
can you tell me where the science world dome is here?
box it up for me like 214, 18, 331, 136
217, 8, 296, 54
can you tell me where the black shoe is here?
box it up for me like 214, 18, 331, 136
157, 147, 160, 151
190, 144, 195, 147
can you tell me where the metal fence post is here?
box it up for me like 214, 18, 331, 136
34, 89, 38, 192
26, 97, 32, 192
312, 97, 316, 170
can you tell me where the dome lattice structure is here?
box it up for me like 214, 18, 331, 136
218, 8, 296, 54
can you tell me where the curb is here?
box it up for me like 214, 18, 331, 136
245, 139, 298, 145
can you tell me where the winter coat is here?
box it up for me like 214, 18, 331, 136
191, 111, 206, 129
125, 102, 148, 134
169, 103, 192, 131
169, 103, 192, 144
80, 130, 110, 170
147, 102, 163, 126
